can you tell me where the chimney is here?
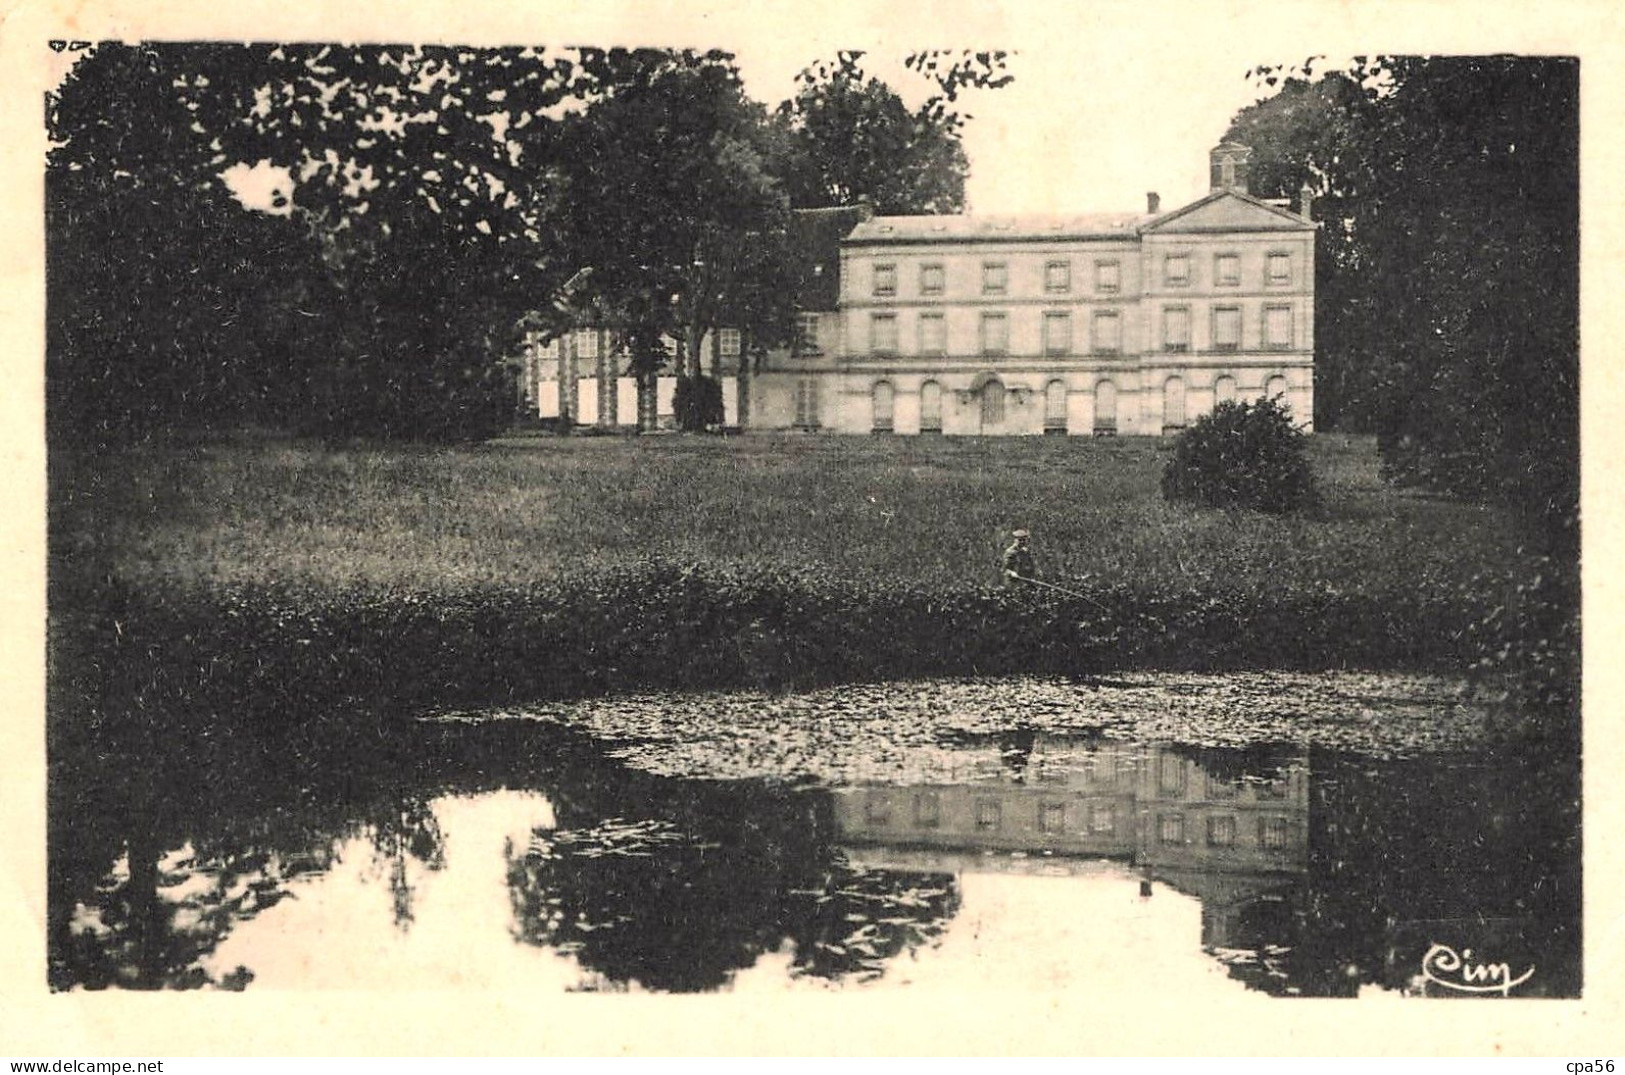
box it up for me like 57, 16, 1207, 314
856, 195, 875, 222
1146, 191, 1161, 215
1209, 142, 1252, 194
1299, 181, 1315, 222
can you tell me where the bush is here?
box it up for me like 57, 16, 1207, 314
1161, 397, 1318, 514
673, 375, 725, 432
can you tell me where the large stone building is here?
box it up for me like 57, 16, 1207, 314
524, 143, 1316, 435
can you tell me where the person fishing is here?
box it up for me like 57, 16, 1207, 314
1001, 529, 1037, 586
1001, 528, 1110, 611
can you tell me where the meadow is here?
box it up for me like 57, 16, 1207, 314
47, 432, 1572, 736
52, 432, 1521, 596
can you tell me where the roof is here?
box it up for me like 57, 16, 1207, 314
843, 187, 1312, 247
1140, 187, 1315, 233
790, 205, 868, 310
846, 211, 1152, 245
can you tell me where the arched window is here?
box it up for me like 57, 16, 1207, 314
1266, 375, 1290, 412
1214, 375, 1238, 406
979, 376, 1006, 429
872, 380, 895, 433
1094, 379, 1118, 435
920, 380, 943, 433
1045, 380, 1068, 434
1162, 377, 1187, 434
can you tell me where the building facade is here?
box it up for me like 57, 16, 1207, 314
525, 143, 1316, 436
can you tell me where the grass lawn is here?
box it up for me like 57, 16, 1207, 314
46, 430, 1571, 737
51, 431, 1525, 600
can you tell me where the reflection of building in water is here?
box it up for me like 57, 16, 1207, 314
832, 736, 1308, 950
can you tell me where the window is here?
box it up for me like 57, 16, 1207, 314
1095, 260, 1120, 293
871, 381, 895, 433
918, 313, 947, 356
718, 328, 741, 358
1213, 306, 1242, 352
913, 791, 941, 828
1039, 802, 1066, 834
980, 312, 1009, 356
1158, 814, 1186, 845
536, 336, 561, 360
1089, 803, 1115, 834
793, 377, 821, 430
982, 261, 1007, 295
976, 799, 1003, 831
1259, 816, 1291, 850
1164, 254, 1190, 286
873, 263, 897, 297
920, 263, 945, 296
1207, 815, 1237, 847
1162, 377, 1186, 434
1215, 253, 1240, 286
1093, 380, 1118, 435
1044, 260, 1071, 294
1044, 380, 1068, 433
1264, 305, 1293, 350
574, 329, 600, 358
1214, 375, 1238, 405
1206, 771, 1240, 799
870, 313, 899, 355
1092, 310, 1121, 354
920, 380, 943, 433
1043, 311, 1072, 356
864, 797, 891, 826
1266, 375, 1291, 408
796, 312, 821, 354
1163, 306, 1190, 352
1158, 754, 1187, 796
1268, 252, 1292, 285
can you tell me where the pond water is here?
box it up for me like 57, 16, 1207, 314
48, 676, 1580, 997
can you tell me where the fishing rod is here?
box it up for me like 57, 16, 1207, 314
1009, 573, 1110, 612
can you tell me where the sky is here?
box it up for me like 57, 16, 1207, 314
51, 4, 1291, 221
733, 45, 1273, 217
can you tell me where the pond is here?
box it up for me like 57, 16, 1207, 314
47, 674, 1580, 998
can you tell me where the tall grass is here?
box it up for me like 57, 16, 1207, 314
47, 433, 1572, 741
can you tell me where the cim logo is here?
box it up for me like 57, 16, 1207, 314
1421, 942, 1535, 996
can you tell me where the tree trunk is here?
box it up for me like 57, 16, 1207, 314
637, 370, 657, 432
737, 330, 753, 431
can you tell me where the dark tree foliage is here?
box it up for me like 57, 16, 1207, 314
551, 49, 796, 429
1225, 56, 1578, 546
48, 43, 583, 444
1161, 398, 1319, 515
773, 50, 1011, 214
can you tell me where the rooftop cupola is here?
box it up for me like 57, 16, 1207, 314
1209, 142, 1252, 194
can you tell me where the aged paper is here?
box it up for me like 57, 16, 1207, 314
2, 0, 1622, 1056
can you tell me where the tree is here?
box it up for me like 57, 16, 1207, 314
557, 49, 794, 430
1225, 57, 1578, 546
772, 50, 1010, 214
49, 43, 589, 443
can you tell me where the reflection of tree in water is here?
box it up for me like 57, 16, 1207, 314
504, 758, 960, 992
1281, 747, 1581, 998
783, 861, 959, 984
49, 709, 545, 990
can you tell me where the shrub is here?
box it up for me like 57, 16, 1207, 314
1160, 397, 1318, 514
673, 375, 725, 432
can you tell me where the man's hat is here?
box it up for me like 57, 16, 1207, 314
1012, 529, 1030, 538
